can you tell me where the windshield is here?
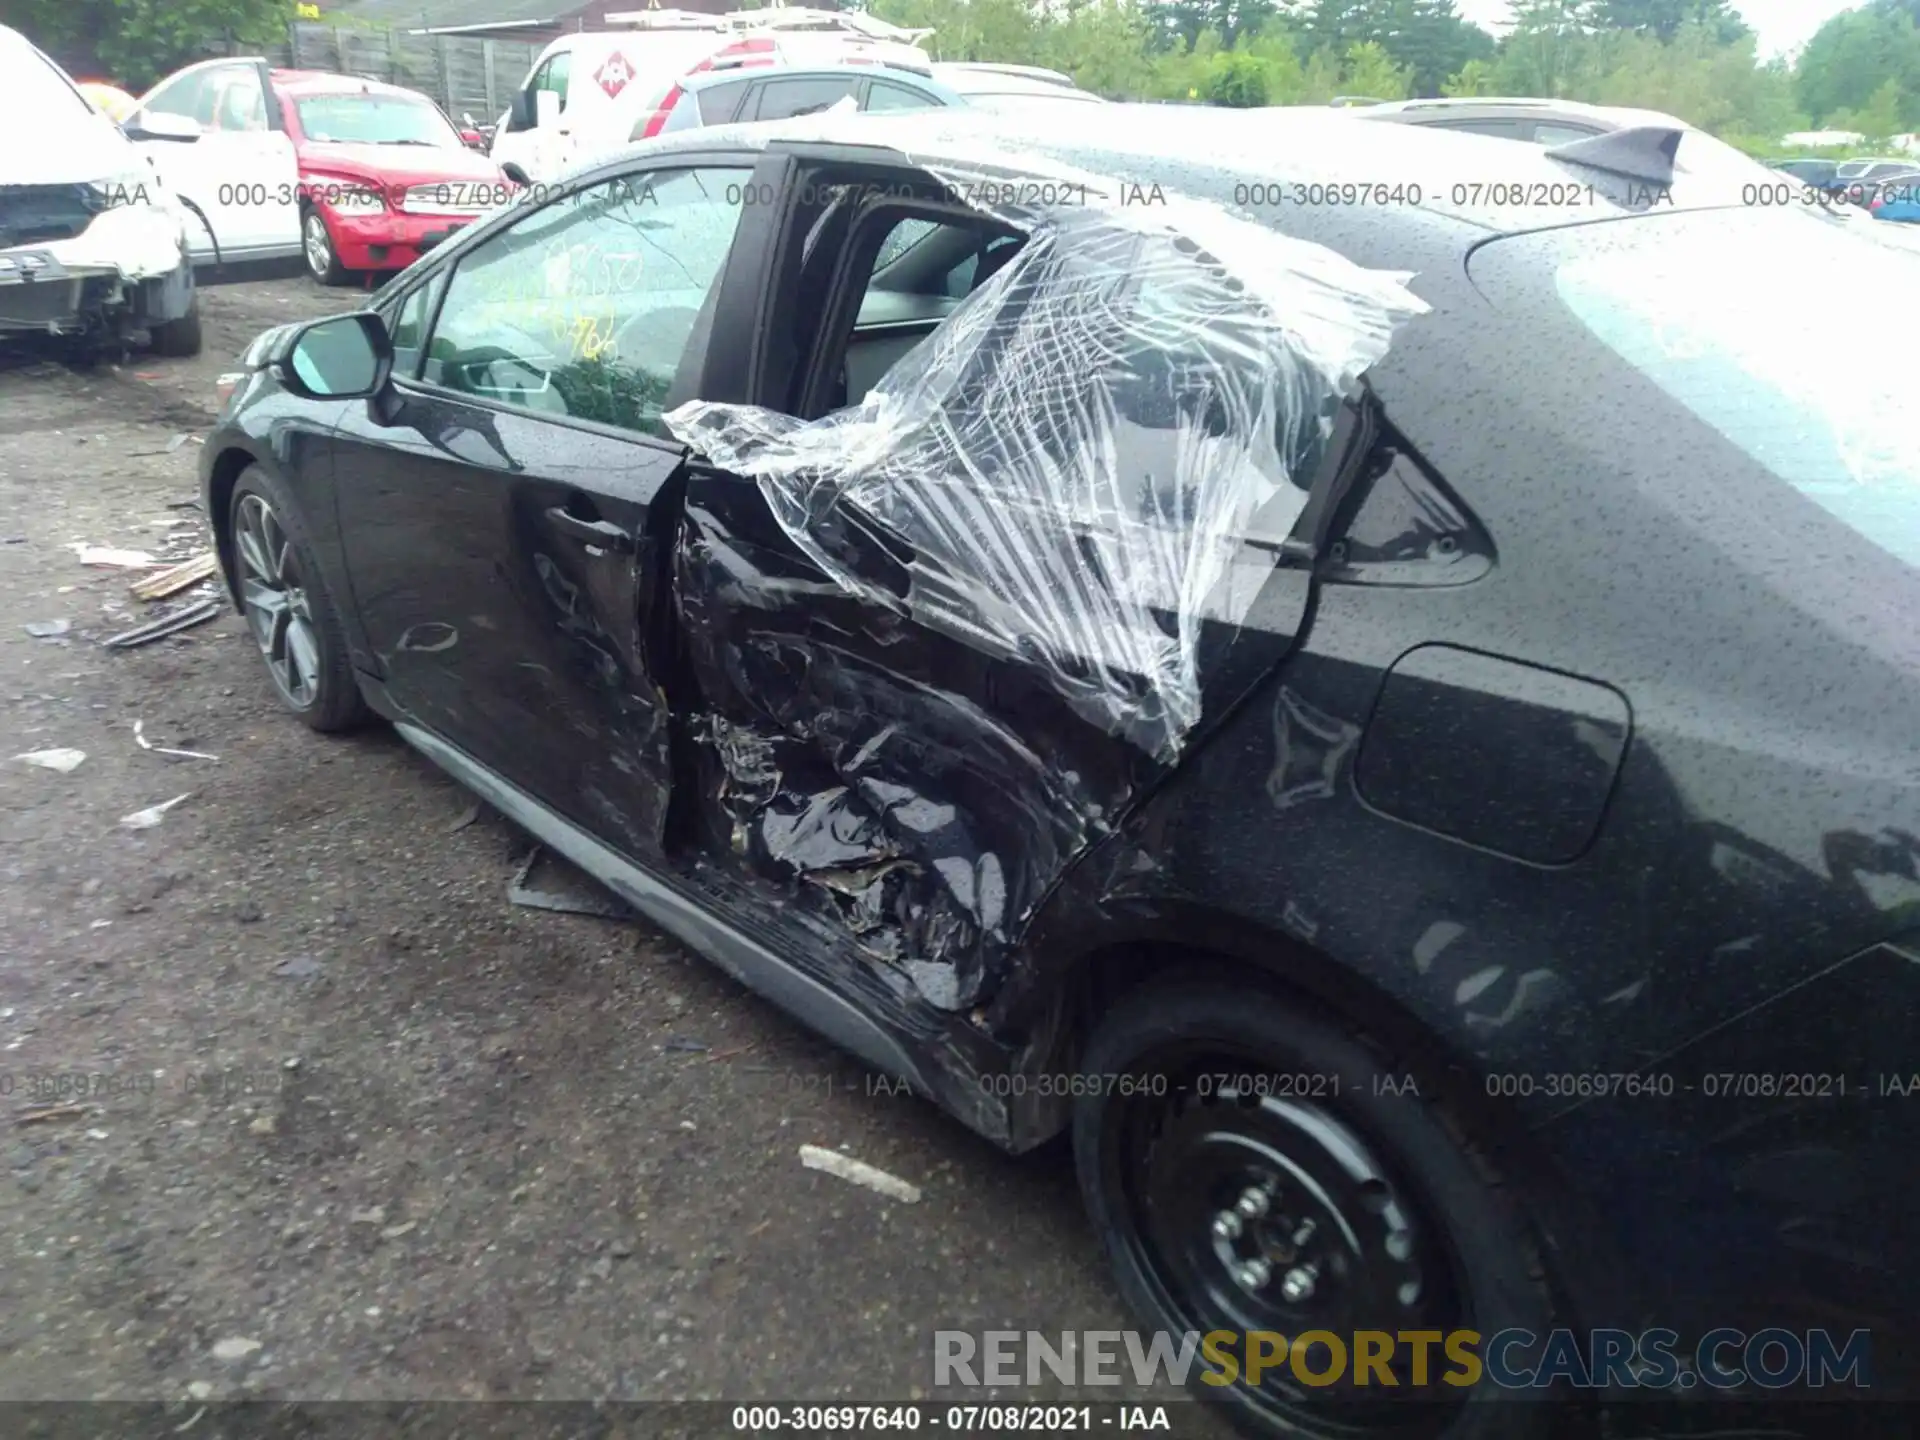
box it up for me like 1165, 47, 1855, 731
1557, 213, 1919, 567
0, 39, 98, 131
296, 94, 459, 146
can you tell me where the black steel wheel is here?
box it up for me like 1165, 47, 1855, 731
229, 467, 368, 731
1074, 981, 1557, 1440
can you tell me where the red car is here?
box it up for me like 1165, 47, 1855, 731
277, 70, 517, 283
123, 59, 516, 284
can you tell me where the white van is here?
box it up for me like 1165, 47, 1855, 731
0, 25, 204, 354
489, 6, 933, 182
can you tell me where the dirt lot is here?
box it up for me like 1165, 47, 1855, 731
0, 272, 1193, 1414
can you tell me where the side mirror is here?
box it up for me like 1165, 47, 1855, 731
534, 87, 561, 129
124, 112, 202, 143
508, 89, 535, 132
275, 312, 392, 400
500, 161, 533, 187
460, 129, 485, 149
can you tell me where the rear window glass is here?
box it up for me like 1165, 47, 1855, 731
1557, 214, 1918, 566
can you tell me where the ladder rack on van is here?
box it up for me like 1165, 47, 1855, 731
600, 7, 934, 44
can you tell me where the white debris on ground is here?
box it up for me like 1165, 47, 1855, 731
119, 792, 193, 829
798, 1144, 923, 1203
14, 748, 87, 773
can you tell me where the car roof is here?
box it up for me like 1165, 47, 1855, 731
677, 63, 946, 94
930, 67, 1097, 99
935, 62, 1075, 86
271, 68, 433, 101
607, 103, 1763, 238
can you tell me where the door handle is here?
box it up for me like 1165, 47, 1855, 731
546, 504, 634, 553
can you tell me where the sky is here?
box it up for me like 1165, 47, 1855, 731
1451, 0, 1864, 58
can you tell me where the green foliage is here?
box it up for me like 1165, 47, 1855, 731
19, 0, 291, 89
1200, 49, 1270, 104
1795, 4, 1920, 129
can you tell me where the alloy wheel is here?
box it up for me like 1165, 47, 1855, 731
235, 493, 322, 709
303, 211, 334, 280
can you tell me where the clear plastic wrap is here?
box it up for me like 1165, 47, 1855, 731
664, 138, 1427, 760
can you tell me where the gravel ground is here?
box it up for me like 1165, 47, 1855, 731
0, 271, 1211, 1420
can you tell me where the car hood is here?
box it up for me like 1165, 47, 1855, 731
1, 108, 139, 186
298, 141, 504, 184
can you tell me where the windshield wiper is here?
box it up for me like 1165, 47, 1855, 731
373, 138, 438, 146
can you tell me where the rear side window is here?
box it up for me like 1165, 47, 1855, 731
1432, 118, 1529, 138
865, 80, 935, 112
1557, 215, 1919, 566
696, 77, 753, 125
753, 76, 859, 121
1533, 122, 1600, 145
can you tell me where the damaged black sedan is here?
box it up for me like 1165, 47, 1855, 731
201, 106, 1920, 1437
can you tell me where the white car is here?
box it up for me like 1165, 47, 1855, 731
490, 5, 935, 183
0, 25, 204, 355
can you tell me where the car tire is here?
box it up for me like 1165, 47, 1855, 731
1073, 979, 1559, 1440
148, 296, 203, 358
228, 465, 369, 732
301, 205, 348, 287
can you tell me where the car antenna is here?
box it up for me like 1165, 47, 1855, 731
1545, 125, 1682, 186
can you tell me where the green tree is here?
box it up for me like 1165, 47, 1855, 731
1201, 48, 1271, 102
1442, 55, 1497, 94
1340, 38, 1412, 97
19, 0, 292, 88
1831, 76, 1910, 139
1597, 0, 1749, 45
1794, 5, 1920, 128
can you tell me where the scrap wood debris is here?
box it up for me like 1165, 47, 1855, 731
131, 553, 218, 601
797, 1144, 923, 1203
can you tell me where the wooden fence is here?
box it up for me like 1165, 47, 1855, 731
275, 22, 539, 126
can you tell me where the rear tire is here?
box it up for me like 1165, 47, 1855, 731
228, 465, 369, 732
1073, 980, 1558, 1440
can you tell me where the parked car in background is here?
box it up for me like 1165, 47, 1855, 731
1865, 169, 1920, 222
491, 6, 936, 182
0, 24, 202, 355
1772, 156, 1843, 193
75, 79, 139, 122
274, 71, 519, 284
635, 58, 1103, 138
1835, 157, 1920, 206
119, 58, 517, 282
204, 103, 1919, 1438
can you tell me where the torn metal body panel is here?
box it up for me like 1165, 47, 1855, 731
664, 152, 1425, 1013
